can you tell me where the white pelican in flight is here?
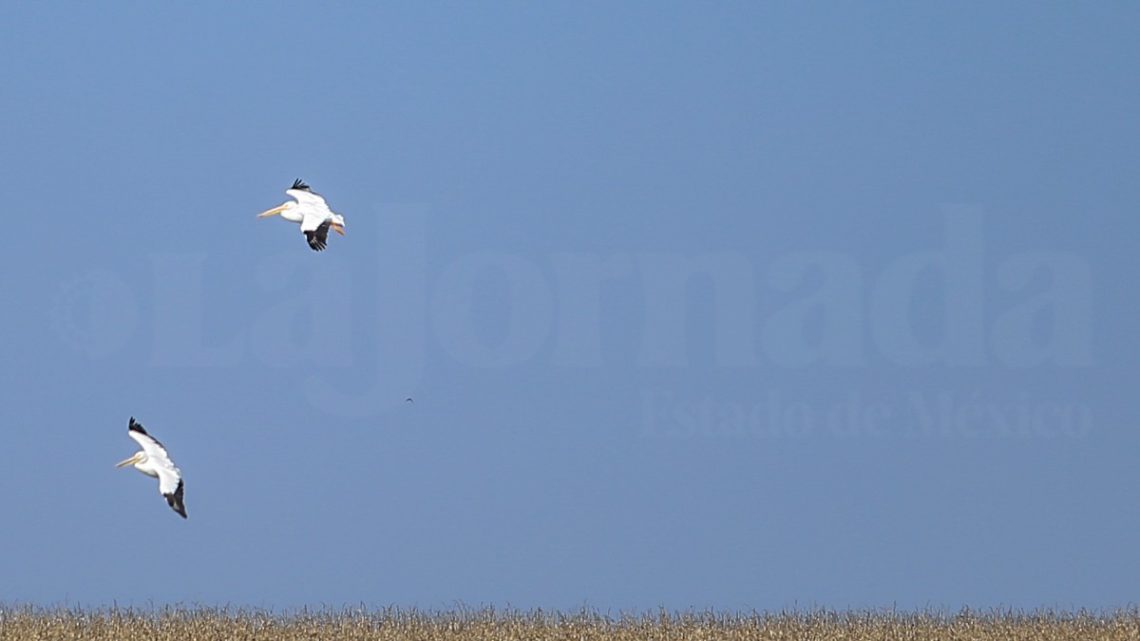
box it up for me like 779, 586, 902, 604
116, 417, 187, 519
257, 179, 346, 251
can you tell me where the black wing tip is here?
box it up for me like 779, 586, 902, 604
291, 178, 311, 191
166, 480, 187, 518
128, 417, 148, 435
305, 222, 330, 251
305, 234, 327, 251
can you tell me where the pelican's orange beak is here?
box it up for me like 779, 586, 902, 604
258, 205, 287, 218
116, 452, 144, 468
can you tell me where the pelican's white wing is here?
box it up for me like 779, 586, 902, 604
128, 419, 177, 471
299, 208, 329, 233
287, 188, 330, 209
156, 463, 182, 495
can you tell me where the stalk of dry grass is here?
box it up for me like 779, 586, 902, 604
2, 606, 1138, 641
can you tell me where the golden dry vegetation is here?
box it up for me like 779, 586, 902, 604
2, 606, 1139, 641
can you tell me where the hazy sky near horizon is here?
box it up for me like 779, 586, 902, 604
0, 3, 1137, 611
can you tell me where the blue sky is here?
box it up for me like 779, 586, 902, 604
0, 3, 1137, 611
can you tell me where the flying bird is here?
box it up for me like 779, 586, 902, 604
116, 417, 187, 518
257, 179, 346, 251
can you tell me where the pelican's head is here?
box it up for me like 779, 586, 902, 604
331, 213, 346, 236
257, 201, 295, 219
116, 451, 146, 469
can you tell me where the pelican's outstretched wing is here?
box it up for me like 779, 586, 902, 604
287, 179, 330, 209
128, 418, 172, 462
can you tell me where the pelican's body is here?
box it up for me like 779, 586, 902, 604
258, 179, 346, 251
116, 417, 187, 518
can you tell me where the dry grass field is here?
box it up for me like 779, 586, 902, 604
2, 607, 1140, 641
